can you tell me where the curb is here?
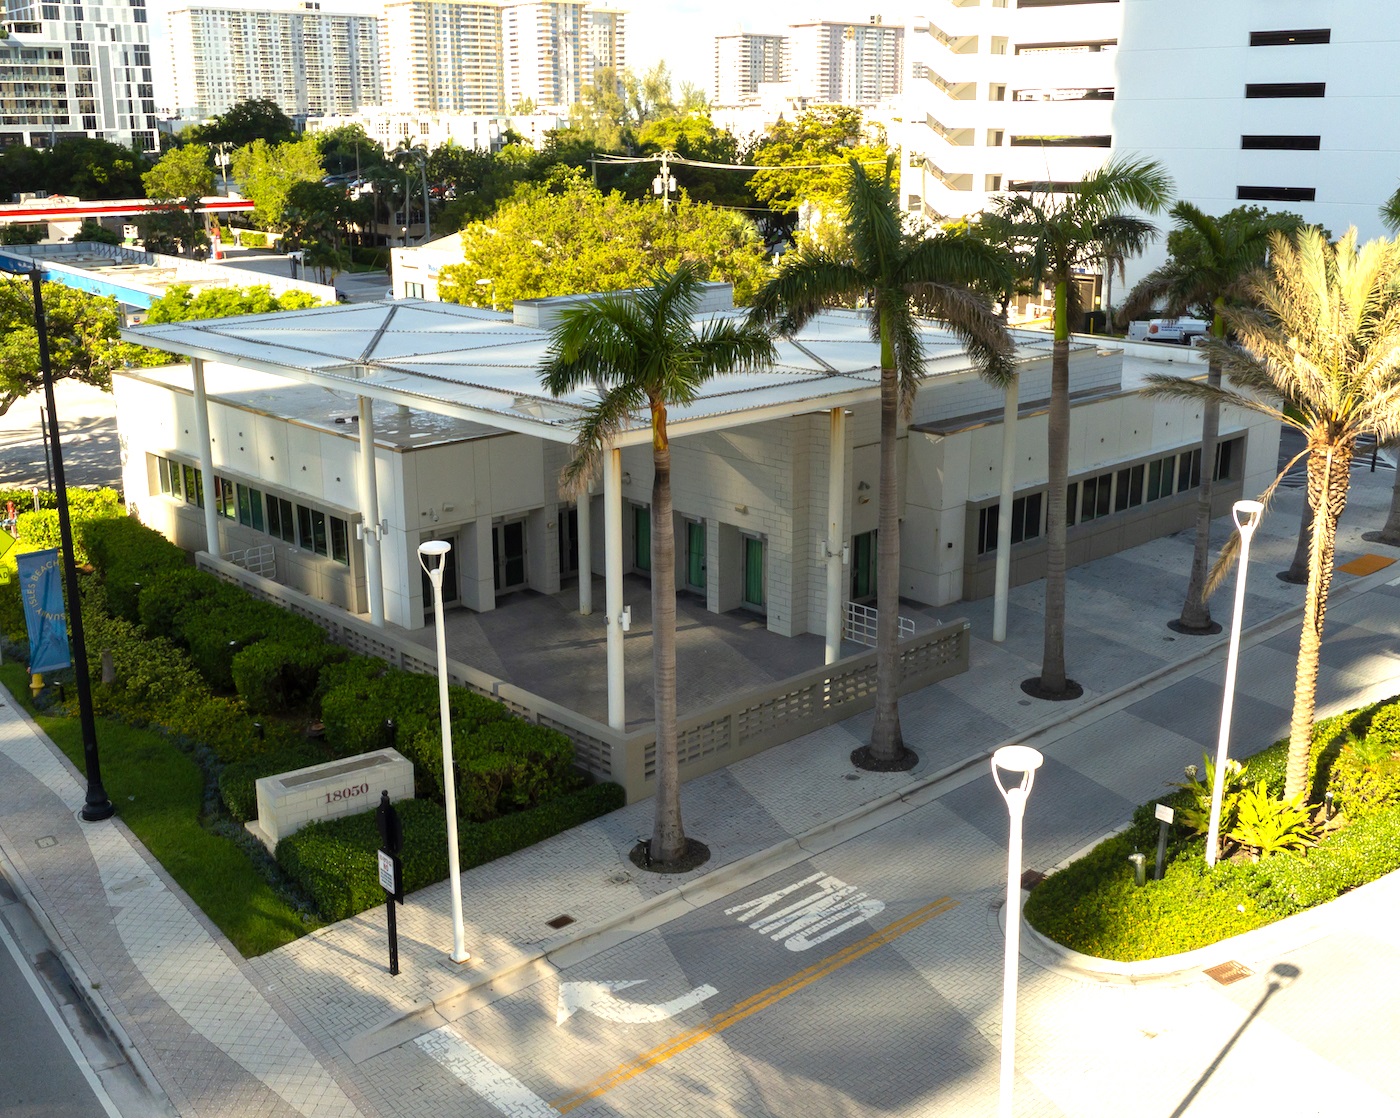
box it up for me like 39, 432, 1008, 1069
1017, 865, 1400, 988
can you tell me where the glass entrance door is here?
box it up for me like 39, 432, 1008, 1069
685, 519, 706, 591
420, 534, 459, 612
742, 535, 766, 611
493, 520, 527, 592
850, 530, 876, 601
558, 507, 579, 578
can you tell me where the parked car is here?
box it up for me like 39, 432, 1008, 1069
1126, 317, 1211, 344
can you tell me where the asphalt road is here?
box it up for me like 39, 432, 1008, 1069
0, 911, 114, 1118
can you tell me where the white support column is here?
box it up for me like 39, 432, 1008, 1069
992, 376, 1019, 643
577, 487, 593, 615
358, 395, 385, 627
190, 357, 221, 560
603, 448, 625, 730
824, 407, 847, 665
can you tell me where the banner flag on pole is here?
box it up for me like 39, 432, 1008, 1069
16, 548, 71, 673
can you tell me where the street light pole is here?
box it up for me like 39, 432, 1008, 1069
1205, 499, 1264, 869
31, 269, 113, 822
992, 743, 1043, 1118
418, 540, 470, 964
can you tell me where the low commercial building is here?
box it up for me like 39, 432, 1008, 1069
116, 287, 1278, 726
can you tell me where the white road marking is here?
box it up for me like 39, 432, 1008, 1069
555, 980, 719, 1026
726, 872, 886, 952
415, 1025, 558, 1118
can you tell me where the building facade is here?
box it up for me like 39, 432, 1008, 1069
787, 18, 903, 105
0, 0, 158, 150
168, 1, 381, 119
712, 31, 787, 108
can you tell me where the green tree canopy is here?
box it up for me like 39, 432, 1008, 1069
437, 175, 772, 309
142, 144, 215, 202
144, 282, 324, 324
0, 279, 138, 416
193, 98, 297, 148
0, 138, 148, 200
232, 137, 325, 229
749, 107, 890, 233
315, 123, 387, 177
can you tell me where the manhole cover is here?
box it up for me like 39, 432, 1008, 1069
1020, 870, 1045, 890
546, 914, 576, 930
35, 836, 56, 849
1204, 960, 1253, 985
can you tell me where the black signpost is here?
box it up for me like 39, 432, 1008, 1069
376, 790, 404, 976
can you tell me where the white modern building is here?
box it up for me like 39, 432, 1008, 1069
115, 287, 1277, 742
167, 1, 381, 119
712, 31, 787, 108
305, 109, 563, 154
788, 18, 903, 105
899, 1, 1400, 253
0, 0, 159, 150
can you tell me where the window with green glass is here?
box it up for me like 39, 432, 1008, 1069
743, 536, 766, 609
633, 505, 651, 572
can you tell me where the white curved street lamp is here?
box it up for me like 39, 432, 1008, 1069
418, 539, 470, 964
1205, 499, 1265, 868
992, 743, 1044, 1118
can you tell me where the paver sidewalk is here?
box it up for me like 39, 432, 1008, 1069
2, 467, 1400, 1116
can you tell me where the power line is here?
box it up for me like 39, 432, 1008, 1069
592, 151, 888, 173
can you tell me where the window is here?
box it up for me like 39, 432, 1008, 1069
181, 464, 204, 507
1246, 82, 1325, 98
215, 476, 237, 520
1066, 482, 1078, 527
405, 281, 425, 298
330, 517, 349, 564
1241, 135, 1321, 151
1146, 455, 1175, 502
157, 456, 174, 495
1114, 463, 1145, 511
985, 174, 1003, 192
986, 129, 1003, 147
1178, 448, 1202, 492
989, 83, 1006, 102
1214, 437, 1241, 482
297, 505, 328, 555
1016, 40, 1116, 55
236, 484, 264, 531
1010, 135, 1112, 148
1079, 471, 1113, 522
266, 496, 294, 543
1250, 29, 1330, 47
1237, 186, 1317, 202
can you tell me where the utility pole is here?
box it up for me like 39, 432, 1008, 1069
652, 151, 677, 214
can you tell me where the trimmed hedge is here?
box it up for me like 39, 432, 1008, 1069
232, 638, 347, 714
79, 515, 187, 622
456, 720, 576, 821
218, 746, 324, 822
276, 782, 626, 922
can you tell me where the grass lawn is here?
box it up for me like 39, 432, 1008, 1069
0, 662, 318, 956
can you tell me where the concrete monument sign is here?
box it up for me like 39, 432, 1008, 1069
248, 748, 414, 850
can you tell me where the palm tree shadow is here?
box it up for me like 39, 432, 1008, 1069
1169, 962, 1301, 1117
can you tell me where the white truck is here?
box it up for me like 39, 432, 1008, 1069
1126, 317, 1211, 344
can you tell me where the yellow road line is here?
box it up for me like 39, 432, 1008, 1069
551, 896, 959, 1113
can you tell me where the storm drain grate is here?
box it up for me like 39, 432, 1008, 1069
546, 914, 576, 930
1204, 960, 1253, 986
1020, 870, 1045, 890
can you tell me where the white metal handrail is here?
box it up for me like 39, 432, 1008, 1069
844, 601, 915, 647
227, 543, 275, 579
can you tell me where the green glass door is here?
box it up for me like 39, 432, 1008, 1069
743, 536, 765, 610
686, 520, 706, 590
421, 535, 459, 611
850, 530, 876, 600
633, 506, 651, 572
493, 520, 526, 591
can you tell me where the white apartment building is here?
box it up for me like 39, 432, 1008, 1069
712, 31, 787, 108
305, 107, 564, 153
381, 0, 503, 115
0, 1, 158, 150
379, 1, 623, 115
900, 1, 1400, 264
788, 18, 903, 106
167, 1, 381, 119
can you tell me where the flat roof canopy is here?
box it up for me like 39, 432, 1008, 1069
123, 298, 1084, 447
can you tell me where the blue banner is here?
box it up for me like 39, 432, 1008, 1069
16, 548, 71, 674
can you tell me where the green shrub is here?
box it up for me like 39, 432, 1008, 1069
1328, 744, 1400, 821
0, 486, 119, 514
179, 592, 323, 692
218, 746, 323, 822
276, 782, 625, 922
239, 231, 268, 248
1357, 702, 1400, 760
457, 720, 576, 821
1225, 782, 1316, 858
137, 567, 225, 636
232, 637, 345, 714
79, 516, 187, 621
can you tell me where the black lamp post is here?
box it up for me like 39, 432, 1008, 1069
31, 268, 113, 822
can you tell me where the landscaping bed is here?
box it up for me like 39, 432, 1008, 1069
1, 507, 624, 949
1025, 697, 1400, 961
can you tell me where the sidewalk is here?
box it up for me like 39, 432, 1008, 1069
1, 464, 1399, 1117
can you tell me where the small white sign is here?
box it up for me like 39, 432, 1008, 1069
1155, 803, 1175, 824
378, 850, 396, 893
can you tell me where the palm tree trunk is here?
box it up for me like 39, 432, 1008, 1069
1282, 491, 1313, 584
1285, 445, 1351, 803
1177, 343, 1222, 632
869, 352, 906, 761
648, 406, 685, 863
1375, 454, 1400, 544
1038, 282, 1072, 694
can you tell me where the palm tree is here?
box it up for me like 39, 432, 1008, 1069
995, 157, 1173, 698
1146, 227, 1400, 803
749, 158, 1013, 768
541, 264, 775, 866
1123, 203, 1299, 633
